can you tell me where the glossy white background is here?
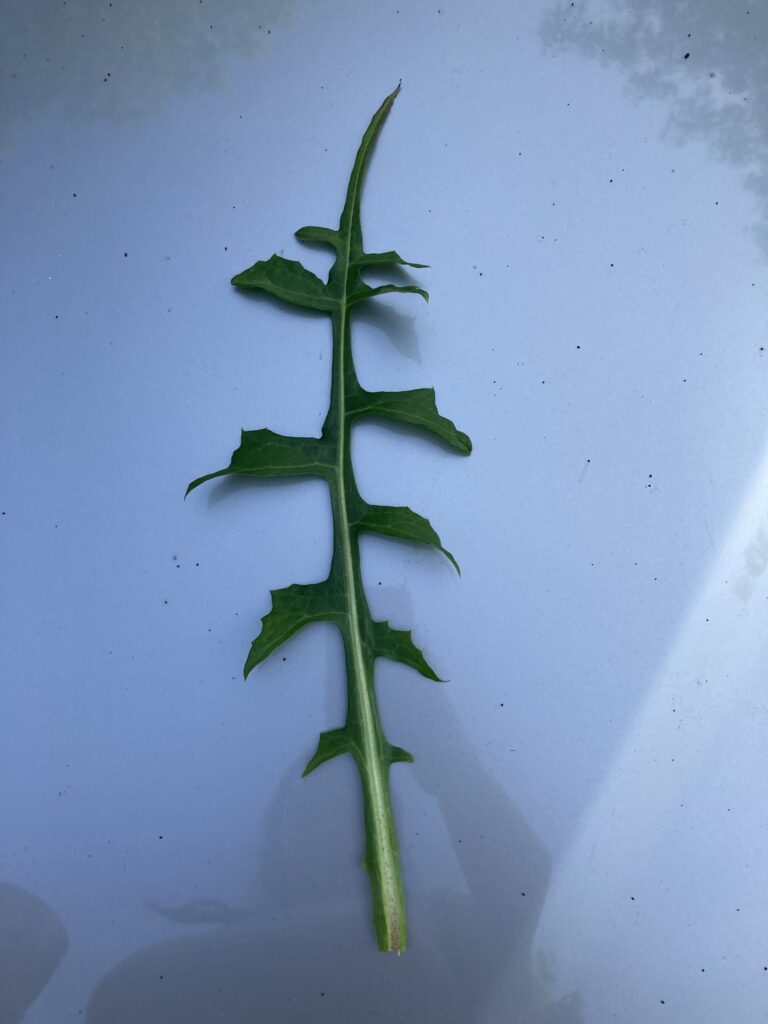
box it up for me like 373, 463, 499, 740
2, 1, 766, 1021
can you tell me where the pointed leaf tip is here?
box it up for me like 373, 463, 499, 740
356, 503, 460, 573
338, 84, 404, 251
349, 386, 471, 454
243, 580, 344, 678
295, 225, 340, 251
348, 283, 428, 307
389, 744, 415, 765
353, 250, 429, 271
302, 728, 353, 776
187, 429, 333, 496
372, 620, 442, 682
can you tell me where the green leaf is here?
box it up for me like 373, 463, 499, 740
355, 503, 459, 573
302, 727, 355, 776
349, 386, 472, 454
371, 620, 442, 682
186, 429, 333, 496
190, 86, 470, 953
244, 580, 345, 678
348, 283, 429, 306
231, 253, 336, 311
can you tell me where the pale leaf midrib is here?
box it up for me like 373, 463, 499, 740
331, 126, 401, 949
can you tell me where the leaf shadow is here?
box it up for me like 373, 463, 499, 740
230, 278, 423, 366
352, 300, 423, 365
360, 264, 419, 287
360, 531, 459, 585
0, 882, 69, 1023
84, 630, 585, 1023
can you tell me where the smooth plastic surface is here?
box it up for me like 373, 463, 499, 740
2, 1, 766, 1021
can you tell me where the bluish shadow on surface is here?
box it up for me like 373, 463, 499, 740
0, 883, 68, 1024
353, 302, 423, 364
84, 685, 583, 1023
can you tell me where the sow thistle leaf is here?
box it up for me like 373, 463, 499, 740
231, 253, 336, 312
356, 503, 459, 573
244, 579, 345, 678
186, 429, 332, 495
371, 620, 442, 682
191, 86, 470, 953
349, 386, 472, 454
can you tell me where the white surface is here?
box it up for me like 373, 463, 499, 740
2, 1, 766, 1021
